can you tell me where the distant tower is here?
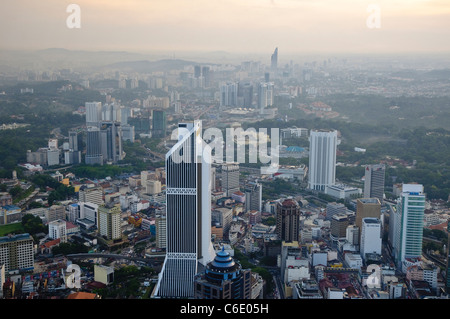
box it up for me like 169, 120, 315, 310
308, 129, 338, 192
271, 47, 278, 72
152, 109, 166, 138
364, 164, 386, 203
276, 199, 301, 242
154, 121, 215, 298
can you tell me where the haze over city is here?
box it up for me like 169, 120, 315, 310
1, 0, 450, 55
1, 0, 450, 308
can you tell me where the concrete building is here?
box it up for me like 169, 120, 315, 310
393, 184, 426, 269
330, 213, 349, 241
85, 102, 102, 127
326, 202, 346, 221
293, 279, 323, 299
46, 205, 65, 223
94, 264, 114, 285
364, 164, 385, 203
360, 218, 382, 261
276, 199, 301, 242
221, 163, 240, 197
0, 205, 23, 225
48, 219, 67, 243
0, 234, 34, 272
79, 186, 103, 206
344, 253, 363, 269
98, 204, 122, 241
244, 182, 262, 213
356, 198, 381, 241
308, 129, 338, 192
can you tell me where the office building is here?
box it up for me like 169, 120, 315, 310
257, 82, 274, 112
364, 164, 386, 203
48, 219, 67, 243
47, 149, 60, 166
276, 199, 301, 242
308, 130, 338, 192
26, 148, 48, 166
393, 184, 426, 269
98, 204, 122, 241
79, 186, 103, 206
121, 124, 135, 143
0, 233, 34, 272
152, 110, 166, 138
326, 202, 346, 220
293, 279, 323, 299
79, 202, 99, 228
220, 82, 239, 107
94, 265, 114, 286
221, 163, 240, 197
244, 182, 262, 213
238, 82, 253, 108
360, 218, 382, 260
154, 121, 215, 298
85, 102, 102, 127
212, 208, 233, 237
85, 127, 103, 165
194, 248, 252, 299
356, 198, 381, 241
330, 213, 349, 241
46, 205, 65, 223
99, 121, 124, 164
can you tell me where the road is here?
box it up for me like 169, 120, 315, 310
66, 253, 165, 266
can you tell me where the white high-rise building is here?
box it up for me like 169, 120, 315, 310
85, 102, 102, 127
393, 184, 426, 269
221, 163, 240, 196
48, 219, 67, 243
308, 129, 338, 192
219, 82, 239, 107
257, 82, 274, 112
154, 121, 215, 298
360, 218, 382, 260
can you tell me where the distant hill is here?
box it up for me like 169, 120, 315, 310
103, 59, 201, 73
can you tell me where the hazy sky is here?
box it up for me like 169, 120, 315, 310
1, 0, 450, 55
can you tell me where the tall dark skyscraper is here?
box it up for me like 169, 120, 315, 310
364, 164, 386, 203
154, 121, 215, 298
276, 199, 301, 242
99, 121, 123, 164
152, 109, 166, 138
85, 127, 103, 165
271, 47, 278, 72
